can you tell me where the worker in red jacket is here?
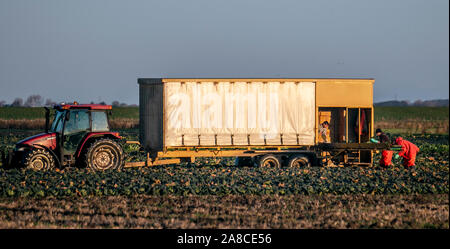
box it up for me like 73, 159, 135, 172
394, 137, 420, 168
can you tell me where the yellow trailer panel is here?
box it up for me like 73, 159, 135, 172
315, 79, 374, 107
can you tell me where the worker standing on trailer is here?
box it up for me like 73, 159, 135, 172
394, 137, 420, 168
375, 128, 393, 167
319, 121, 330, 143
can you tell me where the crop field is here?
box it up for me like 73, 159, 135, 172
374, 107, 449, 134
0, 107, 139, 120
0, 128, 448, 228
374, 107, 449, 121
0, 194, 447, 228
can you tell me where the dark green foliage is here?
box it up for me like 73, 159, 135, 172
374, 107, 449, 121
0, 130, 448, 198
0, 158, 447, 197
109, 107, 139, 120
0, 107, 46, 120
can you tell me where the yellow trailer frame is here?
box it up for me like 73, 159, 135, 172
130, 78, 377, 168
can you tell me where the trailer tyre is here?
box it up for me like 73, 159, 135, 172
85, 138, 124, 171
22, 149, 55, 171
257, 154, 281, 168
288, 155, 310, 168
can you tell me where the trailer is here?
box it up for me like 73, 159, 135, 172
2, 78, 393, 171
129, 78, 390, 168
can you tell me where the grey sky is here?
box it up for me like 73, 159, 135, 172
0, 0, 448, 105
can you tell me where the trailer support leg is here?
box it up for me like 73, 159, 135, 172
146, 153, 151, 167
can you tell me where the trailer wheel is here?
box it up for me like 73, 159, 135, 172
85, 138, 124, 171
22, 149, 55, 171
257, 154, 281, 168
288, 155, 310, 168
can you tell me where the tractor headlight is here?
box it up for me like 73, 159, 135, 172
15, 146, 27, 152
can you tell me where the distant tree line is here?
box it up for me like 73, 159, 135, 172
0, 95, 54, 107
374, 99, 449, 107
0, 95, 136, 107
111, 101, 137, 107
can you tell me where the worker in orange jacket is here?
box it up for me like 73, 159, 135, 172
394, 137, 420, 168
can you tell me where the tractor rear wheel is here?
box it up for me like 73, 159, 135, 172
85, 138, 124, 171
22, 149, 55, 171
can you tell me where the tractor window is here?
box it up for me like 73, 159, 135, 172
50, 111, 65, 133
91, 111, 109, 131
64, 110, 90, 135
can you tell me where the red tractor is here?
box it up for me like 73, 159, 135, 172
3, 103, 125, 171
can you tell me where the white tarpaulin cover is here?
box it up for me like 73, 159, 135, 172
164, 81, 316, 146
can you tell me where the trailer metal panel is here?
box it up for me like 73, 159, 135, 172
139, 78, 164, 151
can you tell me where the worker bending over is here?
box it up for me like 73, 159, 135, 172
394, 137, 420, 168
375, 128, 393, 167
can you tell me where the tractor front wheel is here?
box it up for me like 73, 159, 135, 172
85, 139, 124, 171
23, 149, 55, 171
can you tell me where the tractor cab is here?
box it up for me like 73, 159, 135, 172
50, 103, 114, 165
5, 103, 123, 171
